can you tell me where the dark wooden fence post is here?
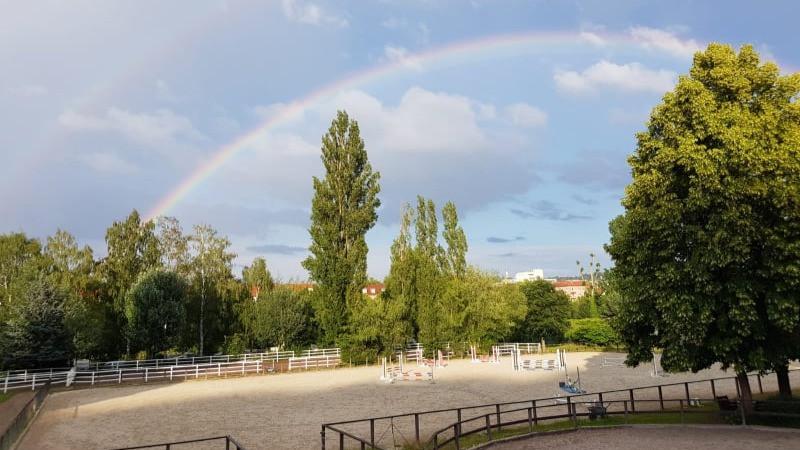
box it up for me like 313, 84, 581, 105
453, 423, 461, 450
527, 407, 533, 432
532, 400, 538, 425
485, 414, 492, 441
757, 374, 763, 394
320, 426, 326, 450
370, 419, 375, 449
629, 389, 635, 413
684, 382, 690, 404
496, 404, 502, 431
710, 379, 716, 399
658, 386, 664, 410
414, 413, 420, 444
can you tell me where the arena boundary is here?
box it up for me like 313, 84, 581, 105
320, 368, 800, 450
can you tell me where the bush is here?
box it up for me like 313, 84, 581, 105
565, 318, 617, 346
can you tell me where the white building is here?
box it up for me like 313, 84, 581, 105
512, 269, 544, 282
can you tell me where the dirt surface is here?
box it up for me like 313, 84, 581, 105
0, 390, 35, 434
17, 352, 796, 450
486, 425, 800, 449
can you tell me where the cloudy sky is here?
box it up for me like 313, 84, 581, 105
1, 0, 797, 280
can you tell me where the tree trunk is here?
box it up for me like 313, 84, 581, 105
736, 371, 754, 415
777, 365, 792, 399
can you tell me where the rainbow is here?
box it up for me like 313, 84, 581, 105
143, 29, 695, 221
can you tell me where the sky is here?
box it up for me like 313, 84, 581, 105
1, 0, 798, 281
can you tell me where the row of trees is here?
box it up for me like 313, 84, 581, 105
2, 111, 597, 369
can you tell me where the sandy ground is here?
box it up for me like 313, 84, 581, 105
488, 425, 800, 449
17, 352, 797, 450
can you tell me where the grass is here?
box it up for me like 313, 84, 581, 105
0, 391, 13, 404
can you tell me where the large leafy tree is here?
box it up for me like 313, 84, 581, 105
382, 203, 416, 345
0, 233, 44, 319
0, 280, 72, 369
242, 257, 274, 300
606, 44, 800, 406
125, 271, 187, 356
513, 280, 572, 343
44, 230, 111, 359
303, 110, 381, 345
156, 216, 191, 274
240, 288, 314, 350
413, 196, 446, 345
442, 201, 468, 279
101, 210, 162, 354
187, 224, 235, 355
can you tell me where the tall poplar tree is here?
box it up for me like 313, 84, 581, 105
303, 111, 381, 345
442, 201, 468, 278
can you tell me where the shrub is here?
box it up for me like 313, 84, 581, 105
565, 318, 617, 346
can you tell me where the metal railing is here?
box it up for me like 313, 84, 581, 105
109, 435, 248, 450
320, 368, 800, 450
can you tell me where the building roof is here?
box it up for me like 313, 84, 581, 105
553, 280, 586, 288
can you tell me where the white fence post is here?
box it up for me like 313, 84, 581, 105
195, 365, 199, 379
24, 370, 27, 382
31, 374, 36, 390
3, 374, 8, 393
145, 367, 148, 383
218, 363, 221, 377
241, 361, 245, 375
170, 366, 173, 381
91, 372, 95, 386
118, 369, 122, 384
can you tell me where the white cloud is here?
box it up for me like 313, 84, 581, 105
218, 87, 540, 224
579, 31, 606, 47
629, 26, 702, 58
281, 0, 348, 27
505, 103, 547, 127
58, 108, 204, 147
78, 152, 138, 174
554, 60, 676, 94
383, 45, 423, 70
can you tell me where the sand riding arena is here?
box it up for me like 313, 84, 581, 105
16, 351, 798, 450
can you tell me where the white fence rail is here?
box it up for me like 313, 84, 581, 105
495, 342, 542, 355
2, 348, 339, 392
288, 348, 341, 370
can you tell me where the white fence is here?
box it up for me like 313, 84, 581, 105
2, 348, 339, 393
496, 342, 542, 356
288, 348, 341, 370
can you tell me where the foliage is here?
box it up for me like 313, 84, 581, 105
0, 280, 72, 369
242, 257, 274, 300
239, 288, 314, 350
565, 318, 617, 346
0, 233, 44, 321
513, 280, 571, 343
303, 110, 381, 345
125, 271, 187, 356
606, 44, 800, 403
441, 201, 468, 278
571, 294, 599, 319
187, 224, 236, 355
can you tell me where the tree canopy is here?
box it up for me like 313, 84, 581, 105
606, 44, 800, 402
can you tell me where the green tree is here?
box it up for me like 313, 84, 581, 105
459, 270, 526, 345
242, 257, 274, 300
156, 216, 190, 274
513, 280, 572, 343
0, 280, 72, 369
413, 196, 445, 345
302, 110, 381, 345
240, 288, 313, 350
125, 271, 187, 356
0, 233, 44, 319
606, 44, 800, 407
100, 210, 161, 355
566, 318, 617, 346
187, 224, 235, 355
381, 203, 416, 346
442, 201, 468, 279
43, 230, 111, 359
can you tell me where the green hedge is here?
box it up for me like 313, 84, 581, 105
565, 318, 617, 346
